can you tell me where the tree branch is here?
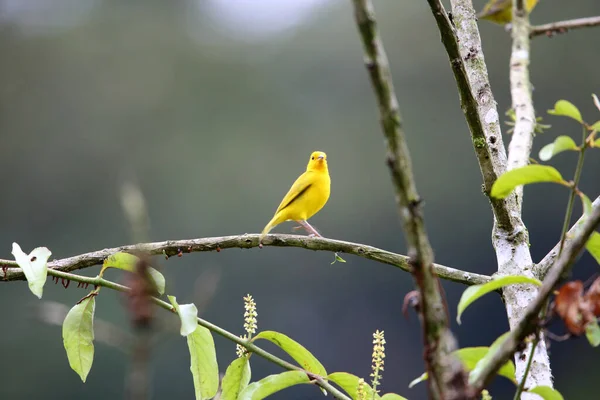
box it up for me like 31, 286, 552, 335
0, 233, 490, 286
469, 201, 600, 391
352, 1, 469, 398
530, 16, 600, 38
43, 269, 350, 400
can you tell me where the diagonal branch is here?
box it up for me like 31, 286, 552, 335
43, 268, 351, 400
536, 195, 600, 279
530, 16, 600, 38
352, 1, 469, 398
470, 201, 600, 391
0, 233, 491, 285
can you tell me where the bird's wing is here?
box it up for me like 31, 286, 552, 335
478, 0, 510, 17
274, 171, 313, 214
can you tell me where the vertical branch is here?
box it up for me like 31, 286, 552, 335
351, 1, 470, 399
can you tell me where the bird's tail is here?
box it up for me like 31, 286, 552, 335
260, 213, 284, 243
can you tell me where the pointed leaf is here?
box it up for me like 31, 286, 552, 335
490, 165, 564, 199
411, 346, 515, 388
408, 372, 428, 388
221, 356, 252, 400
253, 331, 326, 376
469, 332, 516, 384
538, 136, 578, 161
103, 252, 165, 294
63, 295, 96, 382
528, 386, 565, 400
168, 296, 198, 336
579, 193, 593, 218
593, 139, 600, 148
590, 121, 600, 132
11, 243, 51, 299
238, 371, 309, 400
381, 394, 408, 400
187, 325, 219, 400
328, 372, 379, 399
548, 100, 583, 123
586, 232, 600, 265
457, 276, 542, 323
593, 94, 600, 112
585, 320, 600, 347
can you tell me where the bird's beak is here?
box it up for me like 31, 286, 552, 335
318, 155, 324, 160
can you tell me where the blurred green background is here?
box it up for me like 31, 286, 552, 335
1, 0, 599, 399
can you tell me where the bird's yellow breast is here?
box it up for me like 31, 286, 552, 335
278, 170, 330, 222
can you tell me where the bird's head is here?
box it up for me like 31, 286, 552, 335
306, 151, 328, 171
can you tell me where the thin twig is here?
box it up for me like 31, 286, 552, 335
352, 1, 469, 398
470, 202, 600, 392
530, 16, 600, 38
535, 196, 600, 279
44, 268, 351, 400
0, 234, 490, 286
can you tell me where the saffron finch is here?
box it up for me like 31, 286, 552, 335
477, 0, 539, 25
260, 151, 331, 242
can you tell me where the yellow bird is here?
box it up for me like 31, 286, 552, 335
477, 0, 539, 25
260, 151, 331, 242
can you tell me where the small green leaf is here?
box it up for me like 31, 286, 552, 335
490, 165, 564, 199
590, 120, 600, 132
238, 371, 309, 400
187, 325, 219, 400
408, 372, 428, 388
538, 136, 578, 161
586, 320, 600, 347
593, 138, 600, 148
253, 331, 326, 376
548, 100, 583, 123
11, 243, 51, 299
221, 356, 252, 400
103, 252, 165, 294
469, 332, 516, 384
579, 193, 593, 218
586, 232, 600, 264
381, 393, 408, 400
168, 296, 198, 336
456, 347, 515, 383
457, 276, 542, 324
328, 372, 379, 399
331, 253, 347, 265
63, 295, 96, 382
528, 386, 565, 400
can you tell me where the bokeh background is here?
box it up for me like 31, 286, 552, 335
1, 0, 600, 399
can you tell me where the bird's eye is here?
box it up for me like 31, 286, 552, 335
311, 156, 314, 160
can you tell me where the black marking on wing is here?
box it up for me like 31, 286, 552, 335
277, 184, 312, 214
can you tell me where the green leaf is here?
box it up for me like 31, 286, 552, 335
590, 120, 600, 132
253, 331, 326, 376
411, 346, 515, 388
238, 371, 309, 400
328, 372, 379, 399
593, 138, 600, 148
408, 372, 428, 388
469, 332, 516, 384
331, 253, 347, 265
586, 232, 600, 264
187, 325, 219, 400
490, 165, 564, 199
538, 136, 578, 161
381, 393, 408, 400
585, 320, 600, 347
63, 295, 96, 382
103, 252, 165, 295
579, 193, 593, 218
548, 100, 583, 123
221, 356, 252, 400
11, 243, 51, 299
528, 386, 565, 400
168, 296, 198, 337
457, 275, 542, 324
